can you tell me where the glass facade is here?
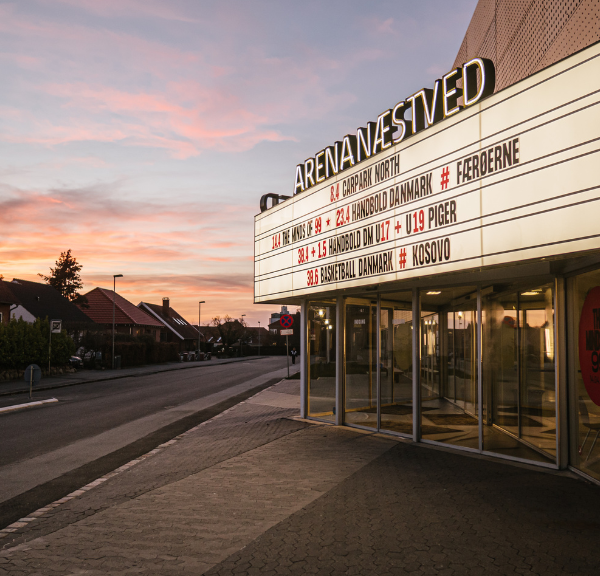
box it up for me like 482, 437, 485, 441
300, 264, 600, 480
380, 295, 413, 436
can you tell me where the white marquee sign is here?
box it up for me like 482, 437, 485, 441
255, 44, 600, 303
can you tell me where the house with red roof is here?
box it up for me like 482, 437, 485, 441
80, 287, 162, 341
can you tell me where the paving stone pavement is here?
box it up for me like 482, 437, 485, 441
1, 378, 600, 575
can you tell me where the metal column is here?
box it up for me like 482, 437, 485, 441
477, 287, 484, 452
300, 299, 308, 419
412, 288, 421, 441
377, 295, 381, 431
336, 295, 345, 426
555, 277, 568, 469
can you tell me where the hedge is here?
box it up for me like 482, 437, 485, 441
0, 318, 75, 370
102, 339, 179, 367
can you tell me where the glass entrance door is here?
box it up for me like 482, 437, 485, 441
380, 301, 414, 436
419, 290, 479, 450
482, 284, 557, 463
344, 301, 377, 428
307, 302, 336, 421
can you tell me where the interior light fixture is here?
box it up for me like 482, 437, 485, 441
427, 291, 441, 295
521, 291, 541, 296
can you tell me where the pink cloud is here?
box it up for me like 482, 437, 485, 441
0, 183, 257, 302
48, 0, 203, 24
0, 4, 357, 158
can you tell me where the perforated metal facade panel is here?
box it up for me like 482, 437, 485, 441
453, 0, 600, 92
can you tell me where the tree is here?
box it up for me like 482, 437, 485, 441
211, 315, 247, 347
39, 250, 88, 307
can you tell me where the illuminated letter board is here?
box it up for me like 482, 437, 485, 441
255, 45, 600, 303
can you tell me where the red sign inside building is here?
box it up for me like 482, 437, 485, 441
579, 286, 600, 406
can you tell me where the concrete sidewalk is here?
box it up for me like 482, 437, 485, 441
1, 380, 600, 575
0, 356, 271, 398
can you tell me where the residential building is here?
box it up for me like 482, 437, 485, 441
0, 280, 20, 324
138, 298, 198, 351
7, 278, 95, 331
80, 287, 162, 341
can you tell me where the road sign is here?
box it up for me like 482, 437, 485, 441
51, 319, 62, 333
24, 363, 42, 400
280, 329, 293, 336
24, 364, 42, 384
280, 314, 293, 328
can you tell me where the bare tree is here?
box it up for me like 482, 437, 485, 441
211, 315, 247, 347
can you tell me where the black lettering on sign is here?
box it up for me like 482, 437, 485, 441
358, 251, 394, 277
456, 137, 519, 185
320, 261, 357, 285
351, 191, 388, 223
427, 200, 457, 230
328, 230, 362, 256
412, 238, 451, 267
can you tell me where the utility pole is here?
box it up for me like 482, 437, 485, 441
198, 300, 205, 352
112, 274, 123, 369
241, 314, 246, 356
48, 321, 51, 374
286, 335, 290, 378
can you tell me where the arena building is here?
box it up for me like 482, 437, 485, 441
254, 0, 600, 483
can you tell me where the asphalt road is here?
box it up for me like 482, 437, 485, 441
0, 356, 296, 527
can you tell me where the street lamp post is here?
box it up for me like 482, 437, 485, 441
241, 314, 246, 356
198, 300, 205, 352
112, 274, 123, 370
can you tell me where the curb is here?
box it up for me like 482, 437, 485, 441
0, 398, 58, 414
0, 356, 269, 397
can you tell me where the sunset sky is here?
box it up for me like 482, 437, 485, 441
0, 0, 478, 325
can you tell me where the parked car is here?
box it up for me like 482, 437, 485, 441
69, 355, 82, 368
